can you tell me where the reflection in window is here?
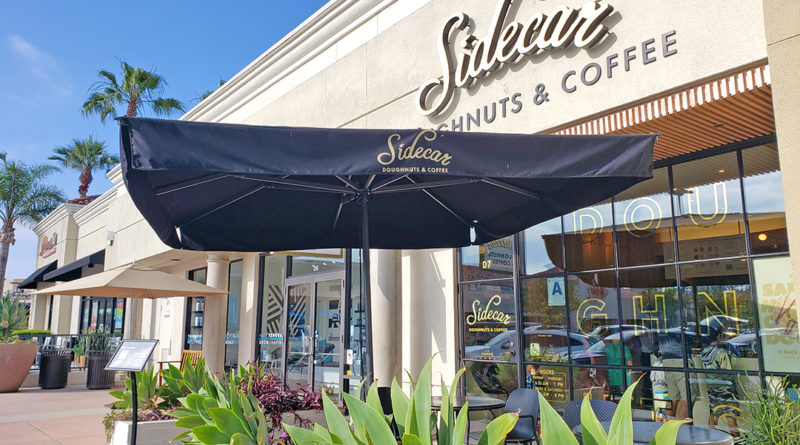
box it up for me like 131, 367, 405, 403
671, 152, 745, 261
461, 236, 514, 281
743, 144, 788, 254
615, 169, 674, 267
521, 277, 567, 363
619, 267, 677, 369
465, 361, 518, 400
185, 268, 206, 351
564, 200, 614, 271
463, 282, 516, 361
567, 272, 616, 368
679, 261, 756, 372
349, 250, 365, 377
257, 255, 285, 371
523, 217, 563, 275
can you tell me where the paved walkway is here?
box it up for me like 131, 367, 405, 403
0, 386, 114, 445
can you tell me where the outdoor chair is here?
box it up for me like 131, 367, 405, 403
158, 349, 203, 384
563, 398, 618, 431
503, 388, 541, 445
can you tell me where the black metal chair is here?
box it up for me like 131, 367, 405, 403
562, 398, 618, 431
503, 388, 541, 445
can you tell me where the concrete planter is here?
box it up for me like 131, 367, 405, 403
279, 408, 330, 429
0, 342, 38, 392
110, 419, 181, 445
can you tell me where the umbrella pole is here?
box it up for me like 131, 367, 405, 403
360, 196, 374, 389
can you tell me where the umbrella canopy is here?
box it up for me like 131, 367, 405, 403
119, 118, 655, 251
118, 117, 656, 383
32, 264, 228, 298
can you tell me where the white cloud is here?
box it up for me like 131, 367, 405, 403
7, 35, 70, 97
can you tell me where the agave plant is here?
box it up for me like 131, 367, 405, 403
284, 355, 518, 445
537, 376, 689, 445
0, 293, 29, 342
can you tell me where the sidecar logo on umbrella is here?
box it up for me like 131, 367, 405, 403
377, 129, 453, 173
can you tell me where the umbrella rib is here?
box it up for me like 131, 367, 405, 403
237, 175, 351, 194
480, 178, 541, 199
332, 194, 357, 229
335, 176, 359, 191
371, 178, 478, 194
371, 175, 409, 191
405, 178, 473, 228
179, 185, 266, 229
155, 173, 232, 196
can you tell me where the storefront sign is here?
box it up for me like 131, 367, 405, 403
39, 232, 57, 258
416, 0, 615, 116
753, 257, 800, 373
466, 295, 513, 326
378, 130, 452, 173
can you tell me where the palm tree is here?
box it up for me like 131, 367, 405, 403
50, 136, 119, 198
81, 61, 184, 123
0, 153, 65, 293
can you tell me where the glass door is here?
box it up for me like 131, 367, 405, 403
284, 271, 344, 393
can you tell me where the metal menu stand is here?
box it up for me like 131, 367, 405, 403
105, 339, 159, 445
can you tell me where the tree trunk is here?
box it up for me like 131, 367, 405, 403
0, 226, 15, 296
126, 99, 138, 118
78, 166, 93, 197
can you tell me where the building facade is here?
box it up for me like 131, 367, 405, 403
24, 0, 799, 434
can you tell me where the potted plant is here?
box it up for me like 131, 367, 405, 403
72, 337, 87, 367
0, 293, 38, 392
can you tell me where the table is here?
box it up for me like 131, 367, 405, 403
431, 396, 506, 439
572, 421, 734, 445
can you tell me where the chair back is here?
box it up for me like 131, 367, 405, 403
563, 399, 618, 430
180, 350, 203, 371
504, 388, 540, 441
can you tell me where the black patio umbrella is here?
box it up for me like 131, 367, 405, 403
118, 117, 656, 383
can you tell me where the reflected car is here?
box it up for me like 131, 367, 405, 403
524, 329, 599, 364
465, 329, 519, 359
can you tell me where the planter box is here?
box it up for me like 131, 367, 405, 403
279, 409, 330, 429
110, 419, 181, 445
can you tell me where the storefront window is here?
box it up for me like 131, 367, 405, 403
462, 281, 515, 361
184, 268, 206, 351
257, 255, 285, 370
79, 296, 125, 335
564, 200, 614, 271
743, 144, 788, 254
225, 260, 243, 370
348, 250, 365, 378
523, 218, 563, 275
290, 250, 345, 275
615, 169, 674, 267
458, 143, 790, 426
461, 236, 514, 281
671, 152, 746, 261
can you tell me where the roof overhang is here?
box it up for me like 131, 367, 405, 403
18, 261, 57, 289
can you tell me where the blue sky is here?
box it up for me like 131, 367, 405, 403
0, 1, 328, 279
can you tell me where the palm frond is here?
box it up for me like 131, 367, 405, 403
152, 97, 185, 116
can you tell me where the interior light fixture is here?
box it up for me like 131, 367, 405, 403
758, 233, 768, 241
717, 169, 726, 173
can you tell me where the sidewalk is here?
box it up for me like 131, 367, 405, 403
0, 386, 114, 445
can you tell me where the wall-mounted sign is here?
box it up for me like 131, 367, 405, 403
39, 232, 57, 258
416, 0, 615, 117
526, 364, 567, 402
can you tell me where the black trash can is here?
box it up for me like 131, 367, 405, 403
38, 347, 72, 389
86, 350, 115, 389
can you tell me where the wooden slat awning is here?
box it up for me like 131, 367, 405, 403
551, 64, 774, 162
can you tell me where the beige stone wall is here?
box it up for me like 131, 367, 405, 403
763, 0, 800, 321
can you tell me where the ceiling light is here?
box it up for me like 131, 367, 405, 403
717, 169, 725, 173
758, 233, 767, 241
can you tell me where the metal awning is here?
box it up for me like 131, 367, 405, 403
18, 261, 57, 289
43, 250, 105, 282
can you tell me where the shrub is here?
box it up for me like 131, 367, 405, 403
11, 328, 52, 336
737, 376, 800, 445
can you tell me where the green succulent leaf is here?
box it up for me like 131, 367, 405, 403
608, 378, 639, 445
538, 391, 579, 445
175, 415, 206, 429
283, 423, 330, 444
648, 419, 691, 445
477, 412, 518, 445
322, 391, 355, 445
230, 432, 257, 445
208, 407, 249, 438
580, 394, 609, 445
191, 425, 231, 445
